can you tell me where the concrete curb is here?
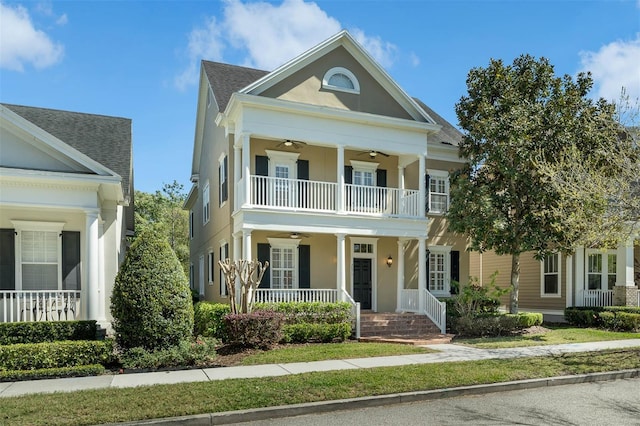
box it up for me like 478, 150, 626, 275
109, 369, 640, 425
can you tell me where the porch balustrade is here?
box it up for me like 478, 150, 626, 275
0, 290, 80, 323
247, 175, 421, 218
423, 289, 446, 334
399, 289, 419, 312
580, 290, 613, 307
254, 288, 339, 304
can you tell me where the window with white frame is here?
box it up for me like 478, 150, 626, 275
207, 250, 214, 285
202, 182, 210, 224
219, 154, 228, 206
350, 160, 378, 210
12, 221, 64, 291
322, 67, 360, 94
586, 250, 617, 291
428, 246, 451, 295
541, 253, 561, 297
268, 238, 299, 289
189, 210, 194, 239
266, 150, 299, 208
427, 171, 449, 214
219, 242, 228, 296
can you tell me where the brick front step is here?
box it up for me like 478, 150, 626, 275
359, 313, 440, 338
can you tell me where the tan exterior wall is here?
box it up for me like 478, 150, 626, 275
262, 46, 413, 120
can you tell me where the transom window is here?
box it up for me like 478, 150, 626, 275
541, 253, 561, 297
427, 171, 449, 214
353, 243, 373, 254
322, 67, 360, 94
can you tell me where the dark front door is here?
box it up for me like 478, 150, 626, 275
353, 258, 372, 310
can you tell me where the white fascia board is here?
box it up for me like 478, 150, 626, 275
191, 68, 210, 177
183, 183, 198, 210
239, 30, 435, 124
427, 143, 466, 163
1, 106, 120, 179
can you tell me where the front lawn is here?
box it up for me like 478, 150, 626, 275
455, 326, 640, 349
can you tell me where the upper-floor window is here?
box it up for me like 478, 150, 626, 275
541, 253, 561, 297
427, 170, 449, 214
202, 182, 210, 225
322, 67, 360, 94
219, 154, 228, 206
189, 210, 194, 239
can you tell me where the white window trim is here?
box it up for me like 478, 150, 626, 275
265, 150, 300, 176
268, 237, 300, 289
202, 181, 210, 225
12, 221, 65, 291
585, 249, 617, 291
218, 153, 227, 207
427, 169, 450, 215
322, 67, 360, 94
428, 245, 452, 296
207, 249, 214, 286
219, 240, 229, 297
540, 253, 562, 298
198, 254, 205, 297
189, 210, 194, 240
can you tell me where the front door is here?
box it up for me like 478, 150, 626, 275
353, 258, 372, 310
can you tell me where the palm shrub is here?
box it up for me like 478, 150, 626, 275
111, 227, 194, 351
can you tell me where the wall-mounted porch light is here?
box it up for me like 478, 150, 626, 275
386, 255, 393, 268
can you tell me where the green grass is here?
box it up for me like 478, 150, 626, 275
455, 326, 640, 348
240, 342, 433, 365
1, 348, 639, 425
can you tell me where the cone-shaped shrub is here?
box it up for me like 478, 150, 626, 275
111, 228, 194, 351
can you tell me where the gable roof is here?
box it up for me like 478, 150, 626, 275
202, 61, 268, 112
413, 99, 462, 147
1, 103, 133, 199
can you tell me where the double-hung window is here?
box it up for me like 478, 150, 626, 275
219, 242, 229, 296
541, 253, 561, 297
202, 182, 210, 224
207, 250, 214, 286
219, 154, 228, 206
427, 171, 449, 214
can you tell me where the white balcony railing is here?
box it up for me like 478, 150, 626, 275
581, 290, 613, 307
0, 290, 80, 323
247, 175, 421, 218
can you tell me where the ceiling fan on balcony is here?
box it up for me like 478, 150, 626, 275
275, 139, 307, 149
357, 149, 390, 158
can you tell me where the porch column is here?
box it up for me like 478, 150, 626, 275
242, 230, 252, 261
241, 133, 251, 207
614, 240, 638, 306
97, 220, 106, 323
337, 145, 345, 214
85, 210, 100, 321
336, 233, 346, 301
565, 254, 573, 308
396, 239, 406, 312
418, 154, 426, 217
233, 137, 241, 211
418, 238, 426, 312
233, 232, 241, 262
575, 247, 584, 306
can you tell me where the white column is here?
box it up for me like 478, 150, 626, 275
97, 220, 106, 322
85, 211, 100, 321
233, 232, 241, 262
336, 233, 346, 301
242, 133, 251, 207
396, 239, 406, 312
242, 230, 252, 261
418, 238, 426, 312
233, 141, 241, 211
616, 240, 635, 287
565, 254, 573, 307
575, 247, 585, 306
398, 165, 405, 216
337, 145, 345, 214
418, 154, 426, 217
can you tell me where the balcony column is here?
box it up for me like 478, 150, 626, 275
418, 238, 426, 312
85, 210, 100, 321
398, 165, 405, 215
575, 247, 585, 306
336, 233, 346, 301
241, 133, 251, 207
418, 154, 426, 217
396, 239, 407, 312
614, 240, 638, 306
233, 136, 241, 210
337, 145, 345, 214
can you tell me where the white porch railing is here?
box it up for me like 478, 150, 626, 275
581, 290, 614, 307
252, 288, 360, 339
399, 289, 419, 312
247, 175, 421, 218
0, 290, 80, 323
637, 290, 640, 306
423, 289, 446, 334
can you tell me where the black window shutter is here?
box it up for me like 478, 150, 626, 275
62, 231, 81, 290
297, 159, 309, 208
450, 250, 460, 294
425, 174, 431, 213
376, 169, 387, 187
297, 159, 309, 180
426, 249, 430, 291
0, 229, 15, 290
255, 155, 269, 176
344, 166, 353, 184
219, 246, 223, 291
222, 156, 228, 202
298, 245, 310, 289
257, 243, 271, 288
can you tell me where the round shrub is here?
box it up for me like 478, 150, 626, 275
111, 228, 194, 351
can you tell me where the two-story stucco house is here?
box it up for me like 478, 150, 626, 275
0, 104, 134, 328
185, 31, 467, 336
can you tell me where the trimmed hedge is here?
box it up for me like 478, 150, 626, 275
119, 337, 218, 369
565, 306, 640, 330
193, 302, 230, 340
224, 311, 285, 349
255, 302, 353, 324
454, 312, 543, 337
0, 321, 98, 345
599, 311, 640, 332
0, 340, 114, 371
0, 364, 105, 382
282, 323, 352, 343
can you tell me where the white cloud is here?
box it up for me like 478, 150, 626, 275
409, 52, 420, 67
579, 34, 640, 102
56, 13, 68, 26
174, 0, 399, 89
0, 2, 64, 71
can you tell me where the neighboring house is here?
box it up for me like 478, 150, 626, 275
0, 104, 134, 327
185, 31, 467, 334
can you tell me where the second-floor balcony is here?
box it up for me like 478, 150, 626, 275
239, 175, 423, 218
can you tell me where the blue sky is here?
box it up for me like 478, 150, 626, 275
1, 0, 639, 194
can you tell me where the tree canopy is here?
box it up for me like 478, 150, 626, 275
448, 54, 626, 313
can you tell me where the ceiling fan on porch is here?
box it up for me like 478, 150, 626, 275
275, 139, 307, 149
357, 149, 390, 158
271, 232, 311, 239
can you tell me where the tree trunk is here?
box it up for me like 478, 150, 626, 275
510, 253, 520, 314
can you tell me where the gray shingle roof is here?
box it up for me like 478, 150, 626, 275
202, 60, 268, 111
413, 98, 462, 147
2, 103, 133, 199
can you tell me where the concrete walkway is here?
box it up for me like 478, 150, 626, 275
1, 339, 639, 399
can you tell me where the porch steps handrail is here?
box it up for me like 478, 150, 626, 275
341, 290, 361, 339
1, 290, 80, 323
422, 289, 446, 334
